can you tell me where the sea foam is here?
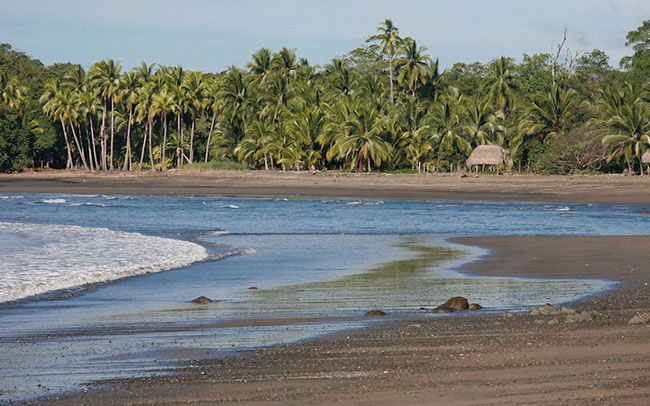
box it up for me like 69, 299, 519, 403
0, 222, 209, 303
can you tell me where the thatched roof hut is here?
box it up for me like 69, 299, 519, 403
642, 150, 650, 164
466, 145, 513, 171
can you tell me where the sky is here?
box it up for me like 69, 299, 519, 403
1, 0, 649, 73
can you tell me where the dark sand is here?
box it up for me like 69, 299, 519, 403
6, 171, 650, 405
3, 170, 650, 204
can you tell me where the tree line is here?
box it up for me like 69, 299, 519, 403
1, 19, 650, 175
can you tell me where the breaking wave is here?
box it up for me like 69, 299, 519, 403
0, 222, 209, 303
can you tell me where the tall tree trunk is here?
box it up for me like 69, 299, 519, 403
139, 121, 148, 170
69, 123, 89, 170
263, 153, 268, 171
638, 154, 644, 177
89, 114, 99, 171
100, 102, 107, 170
109, 98, 115, 171
388, 53, 394, 105
357, 145, 365, 173
189, 119, 195, 163
161, 112, 168, 171
60, 119, 73, 169
148, 116, 155, 171
205, 110, 217, 162
122, 106, 133, 171
85, 124, 94, 171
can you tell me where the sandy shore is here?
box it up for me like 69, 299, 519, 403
7, 171, 650, 405
2, 169, 650, 204
32, 235, 650, 406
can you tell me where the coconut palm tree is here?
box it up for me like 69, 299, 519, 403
464, 96, 505, 146
395, 38, 432, 100
333, 102, 390, 172
247, 48, 273, 84
238, 120, 274, 169
135, 82, 158, 170
152, 90, 175, 170
259, 70, 292, 122
0, 72, 25, 109
78, 87, 102, 170
42, 85, 89, 170
182, 71, 205, 163
602, 99, 650, 175
519, 85, 577, 142
271, 48, 298, 80
430, 89, 472, 169
120, 71, 140, 171
367, 19, 402, 104
485, 56, 517, 115
204, 77, 223, 162
88, 59, 122, 170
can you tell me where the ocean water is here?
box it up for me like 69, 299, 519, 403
1, 193, 649, 402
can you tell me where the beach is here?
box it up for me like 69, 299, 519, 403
3, 170, 650, 204
4, 171, 650, 405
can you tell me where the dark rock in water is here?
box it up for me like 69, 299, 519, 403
365, 310, 387, 317
248, 286, 258, 290
432, 306, 457, 314
191, 296, 212, 304
468, 303, 483, 311
434, 296, 469, 312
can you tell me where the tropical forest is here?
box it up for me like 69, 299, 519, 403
1, 20, 650, 175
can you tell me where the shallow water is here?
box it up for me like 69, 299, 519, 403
0, 193, 649, 402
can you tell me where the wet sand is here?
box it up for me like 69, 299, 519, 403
6, 171, 650, 405
2, 169, 650, 204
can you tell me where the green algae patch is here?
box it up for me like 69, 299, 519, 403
245, 237, 472, 313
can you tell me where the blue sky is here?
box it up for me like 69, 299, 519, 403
1, 0, 648, 72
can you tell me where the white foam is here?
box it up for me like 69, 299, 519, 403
69, 203, 108, 207
0, 222, 209, 303
219, 205, 239, 209
41, 199, 66, 204
206, 230, 230, 236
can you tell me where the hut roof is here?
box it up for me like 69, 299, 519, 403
642, 150, 650, 164
466, 145, 513, 167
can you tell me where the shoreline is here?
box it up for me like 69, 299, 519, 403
30, 235, 650, 406
3, 170, 650, 205
5, 172, 650, 405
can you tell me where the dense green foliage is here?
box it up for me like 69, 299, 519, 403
2, 20, 650, 174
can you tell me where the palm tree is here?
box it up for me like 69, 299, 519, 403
238, 120, 273, 169
430, 89, 472, 170
395, 38, 432, 100
517, 85, 577, 143
167, 133, 189, 168
602, 99, 650, 175
464, 96, 505, 146
120, 71, 140, 171
367, 19, 402, 104
182, 71, 205, 163
135, 82, 158, 170
88, 59, 122, 170
271, 48, 298, 80
485, 57, 517, 115
247, 48, 273, 84
0, 72, 25, 109
152, 90, 175, 170
204, 77, 223, 162
42, 85, 89, 170
78, 87, 102, 170
333, 102, 390, 172
218, 67, 249, 146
